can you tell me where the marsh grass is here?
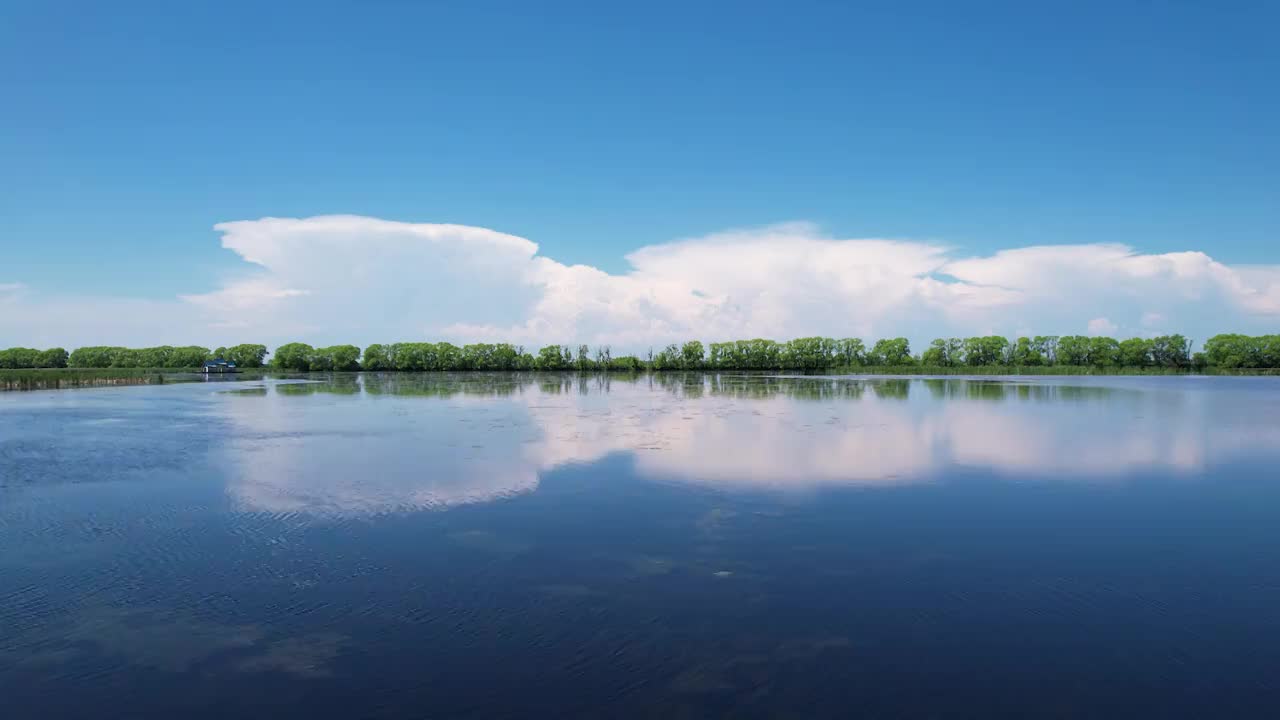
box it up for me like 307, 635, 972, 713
1, 368, 191, 391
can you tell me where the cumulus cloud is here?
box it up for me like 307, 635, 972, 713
0, 282, 25, 307
2, 215, 1278, 349
1087, 317, 1118, 336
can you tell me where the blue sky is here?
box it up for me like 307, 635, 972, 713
2, 1, 1277, 348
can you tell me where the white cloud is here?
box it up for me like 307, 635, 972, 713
1087, 317, 1118, 335
1141, 311, 1165, 328
0, 283, 25, 307
1, 215, 1278, 349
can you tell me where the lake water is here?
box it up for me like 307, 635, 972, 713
3, 373, 1280, 718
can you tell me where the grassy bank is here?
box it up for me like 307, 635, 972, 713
0, 367, 284, 391
0, 368, 197, 391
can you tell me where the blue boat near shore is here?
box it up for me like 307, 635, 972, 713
201, 358, 238, 374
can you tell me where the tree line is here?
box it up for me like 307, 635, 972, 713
0, 345, 268, 369
270, 339, 907, 371
0, 347, 70, 369
918, 335, 1196, 368
2, 334, 1278, 371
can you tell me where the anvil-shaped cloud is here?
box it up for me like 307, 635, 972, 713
3, 215, 1278, 348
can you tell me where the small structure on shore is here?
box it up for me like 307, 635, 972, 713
202, 358, 238, 374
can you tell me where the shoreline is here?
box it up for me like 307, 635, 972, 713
6, 366, 1280, 392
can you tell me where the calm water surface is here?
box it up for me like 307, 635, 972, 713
3, 374, 1280, 718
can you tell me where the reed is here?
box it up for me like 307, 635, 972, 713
1, 368, 180, 391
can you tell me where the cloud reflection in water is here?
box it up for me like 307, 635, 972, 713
219, 375, 1275, 517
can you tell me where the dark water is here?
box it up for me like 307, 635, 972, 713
4, 374, 1280, 719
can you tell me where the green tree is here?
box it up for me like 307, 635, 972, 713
536, 345, 569, 371
134, 346, 172, 367
0, 347, 40, 368
1057, 336, 1090, 365
308, 352, 334, 371
835, 338, 866, 367
313, 345, 361, 371
492, 343, 522, 370
707, 342, 726, 369
1009, 337, 1043, 366
1150, 335, 1191, 368
925, 338, 962, 366
869, 338, 912, 365
362, 344, 391, 370
169, 346, 212, 368
436, 343, 462, 370
1260, 336, 1280, 368
746, 339, 783, 369
36, 347, 69, 368
227, 344, 268, 368
458, 344, 485, 370
921, 339, 949, 366
1032, 336, 1059, 365
1089, 336, 1120, 367
608, 355, 643, 372
1118, 338, 1152, 367
962, 336, 1010, 366
680, 341, 705, 370
68, 346, 117, 368
271, 343, 315, 371
391, 343, 429, 371
1203, 334, 1270, 368
783, 337, 832, 371
109, 348, 142, 368
652, 344, 681, 371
